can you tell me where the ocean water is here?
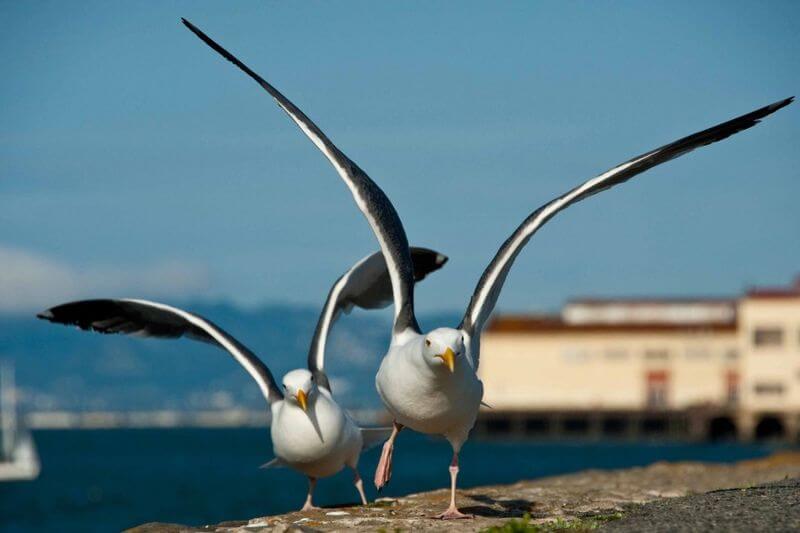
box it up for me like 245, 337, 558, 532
0, 428, 781, 532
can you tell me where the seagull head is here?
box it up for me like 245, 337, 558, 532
281, 368, 316, 412
422, 328, 465, 373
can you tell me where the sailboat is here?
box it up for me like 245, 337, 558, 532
0, 361, 40, 481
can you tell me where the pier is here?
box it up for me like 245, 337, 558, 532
475, 408, 798, 442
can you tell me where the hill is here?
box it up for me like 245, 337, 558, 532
0, 301, 459, 412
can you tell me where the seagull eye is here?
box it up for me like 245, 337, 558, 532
425, 339, 431, 347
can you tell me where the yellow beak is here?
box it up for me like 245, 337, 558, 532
436, 347, 455, 373
295, 389, 308, 412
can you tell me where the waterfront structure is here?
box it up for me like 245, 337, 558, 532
0, 362, 40, 482
477, 276, 800, 441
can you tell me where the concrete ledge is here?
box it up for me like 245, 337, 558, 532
126, 452, 800, 532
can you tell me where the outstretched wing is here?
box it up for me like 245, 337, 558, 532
37, 298, 284, 403
308, 247, 448, 390
461, 97, 793, 364
182, 19, 419, 336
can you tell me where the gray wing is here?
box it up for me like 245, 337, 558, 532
360, 427, 393, 452
308, 247, 448, 391
461, 97, 793, 363
37, 298, 284, 403
182, 19, 419, 336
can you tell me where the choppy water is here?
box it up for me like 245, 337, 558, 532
0, 428, 781, 532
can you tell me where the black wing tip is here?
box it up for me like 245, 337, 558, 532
181, 17, 213, 44
749, 96, 793, 123
180, 16, 246, 75
410, 247, 448, 264
636, 95, 795, 169
181, 18, 201, 37
714, 96, 793, 142
36, 300, 118, 326
769, 96, 794, 111
409, 247, 449, 277
36, 304, 86, 328
752, 96, 794, 122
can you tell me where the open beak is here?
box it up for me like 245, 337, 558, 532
436, 347, 456, 373
295, 389, 308, 412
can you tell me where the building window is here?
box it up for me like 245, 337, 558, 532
605, 348, 627, 360
753, 328, 783, 347
561, 348, 589, 364
685, 346, 710, 359
726, 371, 739, 405
646, 371, 669, 408
645, 349, 669, 361
753, 382, 785, 395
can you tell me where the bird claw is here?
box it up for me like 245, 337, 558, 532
434, 507, 474, 520
300, 503, 322, 512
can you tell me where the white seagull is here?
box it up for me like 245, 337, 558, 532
37, 247, 447, 511
180, 18, 793, 518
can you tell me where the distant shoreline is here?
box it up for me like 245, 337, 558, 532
24, 409, 388, 430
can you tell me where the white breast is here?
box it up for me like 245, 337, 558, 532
270, 389, 362, 478
375, 337, 483, 449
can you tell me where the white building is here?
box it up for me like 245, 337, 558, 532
478, 275, 800, 440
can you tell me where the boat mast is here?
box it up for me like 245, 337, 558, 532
0, 361, 16, 459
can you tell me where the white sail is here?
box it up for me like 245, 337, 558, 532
0, 361, 40, 481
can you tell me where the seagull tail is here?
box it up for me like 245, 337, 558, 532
360, 427, 393, 452
259, 457, 287, 469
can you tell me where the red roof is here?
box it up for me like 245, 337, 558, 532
486, 274, 798, 333
567, 296, 735, 306
746, 275, 800, 299
485, 314, 736, 334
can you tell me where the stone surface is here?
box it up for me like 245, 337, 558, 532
606, 477, 800, 532
126, 452, 800, 532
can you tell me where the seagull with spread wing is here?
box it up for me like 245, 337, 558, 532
38, 247, 447, 511
181, 17, 792, 519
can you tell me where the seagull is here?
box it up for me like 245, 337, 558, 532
180, 18, 793, 518
37, 247, 447, 511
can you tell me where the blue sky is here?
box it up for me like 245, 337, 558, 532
1, 1, 797, 315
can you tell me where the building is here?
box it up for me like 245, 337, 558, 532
477, 275, 800, 441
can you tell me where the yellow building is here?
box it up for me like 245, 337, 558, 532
478, 276, 800, 441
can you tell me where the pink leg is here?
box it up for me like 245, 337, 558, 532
353, 469, 368, 505
374, 421, 403, 490
434, 452, 473, 520
300, 477, 321, 512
